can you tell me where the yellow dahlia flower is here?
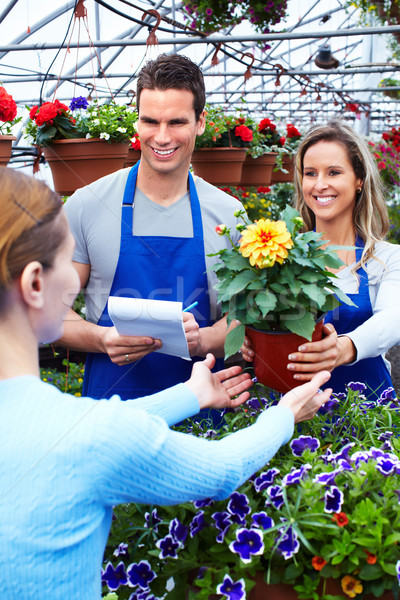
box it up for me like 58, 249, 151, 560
239, 218, 293, 268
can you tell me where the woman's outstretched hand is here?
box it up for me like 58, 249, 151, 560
279, 370, 332, 423
185, 353, 253, 410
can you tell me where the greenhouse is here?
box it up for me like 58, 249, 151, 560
1, 0, 400, 598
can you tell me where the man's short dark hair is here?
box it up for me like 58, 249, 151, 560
136, 54, 206, 121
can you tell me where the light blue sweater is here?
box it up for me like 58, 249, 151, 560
0, 376, 294, 599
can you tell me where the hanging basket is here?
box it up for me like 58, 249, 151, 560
0, 135, 16, 167
240, 152, 277, 187
191, 147, 246, 185
271, 153, 294, 184
43, 138, 130, 196
124, 148, 141, 168
246, 315, 325, 393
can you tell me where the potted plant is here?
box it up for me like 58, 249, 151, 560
25, 96, 138, 195
100, 382, 400, 600
191, 104, 252, 185
210, 205, 354, 390
0, 86, 20, 166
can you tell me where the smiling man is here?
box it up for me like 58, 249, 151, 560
60, 54, 243, 408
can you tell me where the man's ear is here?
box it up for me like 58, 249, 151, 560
19, 261, 45, 309
196, 110, 206, 136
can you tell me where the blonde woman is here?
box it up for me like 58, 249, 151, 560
0, 167, 330, 598
242, 120, 400, 398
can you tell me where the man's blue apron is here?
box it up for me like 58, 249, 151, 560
82, 162, 224, 421
324, 238, 392, 399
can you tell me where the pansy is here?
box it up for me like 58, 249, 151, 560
251, 511, 274, 530
347, 381, 367, 392
126, 560, 156, 589
314, 469, 340, 485
144, 508, 162, 531
193, 498, 214, 509
266, 484, 285, 509
376, 456, 396, 476
282, 464, 311, 486
102, 561, 128, 591
216, 574, 246, 600
155, 534, 181, 559
227, 491, 251, 522
169, 517, 188, 543
212, 511, 232, 543
290, 436, 320, 457
113, 542, 128, 557
254, 468, 280, 492
324, 485, 344, 513
229, 527, 264, 563
276, 526, 300, 560
190, 510, 207, 537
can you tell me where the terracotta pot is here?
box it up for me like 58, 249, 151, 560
240, 152, 277, 187
246, 316, 324, 392
43, 138, 130, 195
191, 147, 247, 185
124, 147, 141, 168
249, 573, 396, 599
271, 154, 294, 184
0, 135, 16, 167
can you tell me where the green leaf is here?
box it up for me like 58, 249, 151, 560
302, 284, 328, 308
382, 562, 398, 576
281, 311, 316, 341
285, 563, 304, 581
358, 563, 383, 580
225, 270, 256, 296
224, 323, 245, 358
254, 289, 277, 316
384, 532, 400, 546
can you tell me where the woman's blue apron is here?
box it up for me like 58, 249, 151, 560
324, 238, 392, 399
82, 162, 223, 423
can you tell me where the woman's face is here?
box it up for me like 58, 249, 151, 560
38, 214, 80, 343
302, 140, 363, 228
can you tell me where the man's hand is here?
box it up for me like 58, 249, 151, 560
185, 353, 252, 410
101, 326, 161, 365
183, 312, 202, 356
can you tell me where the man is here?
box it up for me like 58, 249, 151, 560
61, 53, 242, 402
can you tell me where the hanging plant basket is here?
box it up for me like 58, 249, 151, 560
240, 152, 277, 187
191, 147, 246, 185
124, 148, 141, 168
245, 315, 324, 393
271, 153, 294, 184
43, 138, 130, 195
0, 135, 16, 167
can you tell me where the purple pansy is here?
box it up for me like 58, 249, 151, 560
155, 534, 181, 559
144, 508, 162, 532
376, 456, 396, 476
276, 526, 300, 560
212, 511, 232, 543
69, 96, 89, 110
290, 436, 320, 457
266, 484, 284, 509
347, 381, 367, 392
378, 431, 394, 442
190, 510, 207, 537
227, 492, 251, 522
314, 469, 340, 485
252, 511, 274, 530
127, 560, 156, 590
318, 397, 340, 414
282, 464, 311, 486
113, 542, 129, 557
193, 498, 213, 508
229, 527, 264, 564
102, 561, 128, 591
254, 468, 280, 492
337, 458, 353, 471
216, 574, 246, 600
324, 485, 344, 513
169, 518, 188, 544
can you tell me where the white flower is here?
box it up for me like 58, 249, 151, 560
93, 119, 100, 126
99, 132, 110, 140
117, 127, 127, 133
85, 133, 92, 139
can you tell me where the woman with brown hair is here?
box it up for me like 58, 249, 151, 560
0, 167, 330, 598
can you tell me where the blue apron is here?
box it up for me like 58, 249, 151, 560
83, 162, 223, 422
324, 238, 392, 399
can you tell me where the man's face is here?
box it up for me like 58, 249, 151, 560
137, 88, 205, 177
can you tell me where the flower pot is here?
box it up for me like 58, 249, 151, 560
271, 153, 294, 184
124, 147, 141, 168
249, 573, 396, 599
43, 138, 130, 195
246, 316, 324, 392
191, 147, 247, 185
240, 152, 277, 187
0, 135, 16, 167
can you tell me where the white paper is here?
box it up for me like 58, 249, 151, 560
107, 297, 190, 359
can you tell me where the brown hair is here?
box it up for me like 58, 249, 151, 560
0, 167, 67, 309
294, 119, 389, 273
136, 53, 206, 121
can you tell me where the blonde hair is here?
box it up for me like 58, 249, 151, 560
294, 120, 389, 274
0, 167, 66, 309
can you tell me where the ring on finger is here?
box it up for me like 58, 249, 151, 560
125, 354, 130, 363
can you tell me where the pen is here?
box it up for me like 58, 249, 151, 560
183, 301, 199, 312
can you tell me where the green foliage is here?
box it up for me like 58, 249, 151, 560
195, 103, 254, 149
40, 359, 85, 396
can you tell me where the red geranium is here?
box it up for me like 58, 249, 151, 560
0, 86, 17, 122
235, 125, 253, 142
257, 186, 271, 194
130, 133, 141, 151
286, 123, 301, 138
258, 118, 276, 133
31, 100, 71, 127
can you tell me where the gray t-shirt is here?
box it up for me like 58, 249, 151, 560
64, 168, 243, 323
